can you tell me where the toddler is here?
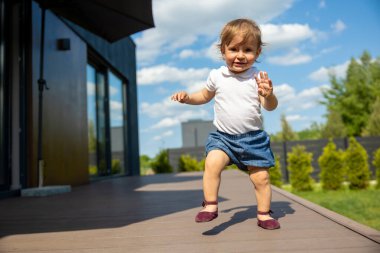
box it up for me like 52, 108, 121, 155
171, 18, 280, 230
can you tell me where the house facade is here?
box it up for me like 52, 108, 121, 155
0, 0, 141, 197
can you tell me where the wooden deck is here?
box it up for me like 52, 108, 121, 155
0, 170, 379, 253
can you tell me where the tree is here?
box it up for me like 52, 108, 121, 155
321, 109, 347, 138
151, 149, 173, 173
281, 114, 297, 141
362, 97, 380, 136
287, 145, 314, 191
297, 122, 323, 140
321, 51, 380, 136
345, 137, 370, 189
318, 140, 345, 190
269, 155, 283, 188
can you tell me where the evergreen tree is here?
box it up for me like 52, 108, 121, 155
281, 114, 297, 141
151, 149, 173, 173
321, 51, 380, 136
297, 122, 323, 140
322, 109, 347, 138
287, 145, 314, 191
269, 155, 283, 188
318, 140, 345, 190
362, 97, 380, 136
345, 137, 370, 189
372, 148, 380, 189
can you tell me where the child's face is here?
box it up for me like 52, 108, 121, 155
222, 34, 261, 74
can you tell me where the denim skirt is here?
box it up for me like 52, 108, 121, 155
205, 130, 275, 170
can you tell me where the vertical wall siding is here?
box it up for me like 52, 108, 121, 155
31, 3, 88, 186
68, 22, 140, 176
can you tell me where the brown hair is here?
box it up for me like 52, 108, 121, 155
218, 18, 264, 54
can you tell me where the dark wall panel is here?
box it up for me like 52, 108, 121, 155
31, 3, 88, 186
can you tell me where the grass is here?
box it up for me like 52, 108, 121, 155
282, 182, 380, 231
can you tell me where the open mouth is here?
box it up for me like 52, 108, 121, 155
233, 62, 246, 67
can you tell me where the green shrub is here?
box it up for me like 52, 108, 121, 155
198, 157, 206, 171
151, 149, 173, 173
287, 145, 314, 191
111, 159, 122, 174
318, 140, 345, 190
269, 155, 283, 188
372, 148, 380, 189
140, 155, 153, 175
89, 165, 97, 176
178, 154, 201, 172
345, 137, 370, 189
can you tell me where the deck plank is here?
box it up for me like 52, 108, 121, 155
0, 170, 379, 253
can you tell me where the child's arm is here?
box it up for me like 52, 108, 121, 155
255, 71, 278, 111
171, 88, 215, 105
260, 93, 278, 111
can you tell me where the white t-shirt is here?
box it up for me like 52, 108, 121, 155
205, 66, 263, 135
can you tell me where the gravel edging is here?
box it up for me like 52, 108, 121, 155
271, 185, 380, 244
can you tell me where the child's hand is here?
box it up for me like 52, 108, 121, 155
255, 71, 273, 98
171, 91, 190, 103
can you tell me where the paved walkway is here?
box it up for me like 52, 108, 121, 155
0, 170, 379, 253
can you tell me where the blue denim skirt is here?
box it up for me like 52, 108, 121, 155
205, 130, 275, 170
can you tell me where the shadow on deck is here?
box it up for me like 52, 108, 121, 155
0, 170, 379, 253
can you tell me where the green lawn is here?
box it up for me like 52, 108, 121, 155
282, 182, 380, 231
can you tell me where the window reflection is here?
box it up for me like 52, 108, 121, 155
109, 72, 125, 175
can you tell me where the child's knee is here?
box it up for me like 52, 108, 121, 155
249, 168, 270, 186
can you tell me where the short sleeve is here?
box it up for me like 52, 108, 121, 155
205, 69, 216, 92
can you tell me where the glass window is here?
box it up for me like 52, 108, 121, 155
87, 64, 110, 177
109, 72, 125, 175
86, 65, 98, 177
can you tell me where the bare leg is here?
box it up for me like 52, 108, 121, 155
248, 166, 273, 221
201, 150, 230, 212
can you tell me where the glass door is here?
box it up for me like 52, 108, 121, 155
86, 64, 111, 177
109, 72, 126, 175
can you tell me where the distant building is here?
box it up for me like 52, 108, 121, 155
168, 120, 216, 171
181, 120, 216, 147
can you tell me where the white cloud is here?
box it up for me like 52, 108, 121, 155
308, 61, 349, 82
137, 65, 210, 86
275, 83, 326, 112
286, 114, 307, 122
178, 49, 200, 59
87, 81, 95, 96
152, 118, 179, 129
261, 23, 316, 51
331, 19, 346, 33
267, 48, 312, 65
153, 130, 174, 141
110, 100, 122, 110
141, 96, 210, 119
109, 86, 119, 96
319, 0, 326, 8
135, 0, 294, 65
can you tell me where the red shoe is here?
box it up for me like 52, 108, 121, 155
257, 210, 280, 230
195, 200, 218, 223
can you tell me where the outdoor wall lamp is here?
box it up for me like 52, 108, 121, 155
57, 38, 70, 51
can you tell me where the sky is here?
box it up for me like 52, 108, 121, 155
132, 0, 380, 158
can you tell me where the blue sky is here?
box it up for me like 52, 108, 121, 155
132, 0, 380, 158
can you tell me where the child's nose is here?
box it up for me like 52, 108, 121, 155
237, 50, 245, 58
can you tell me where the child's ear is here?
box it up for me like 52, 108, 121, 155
256, 47, 262, 56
